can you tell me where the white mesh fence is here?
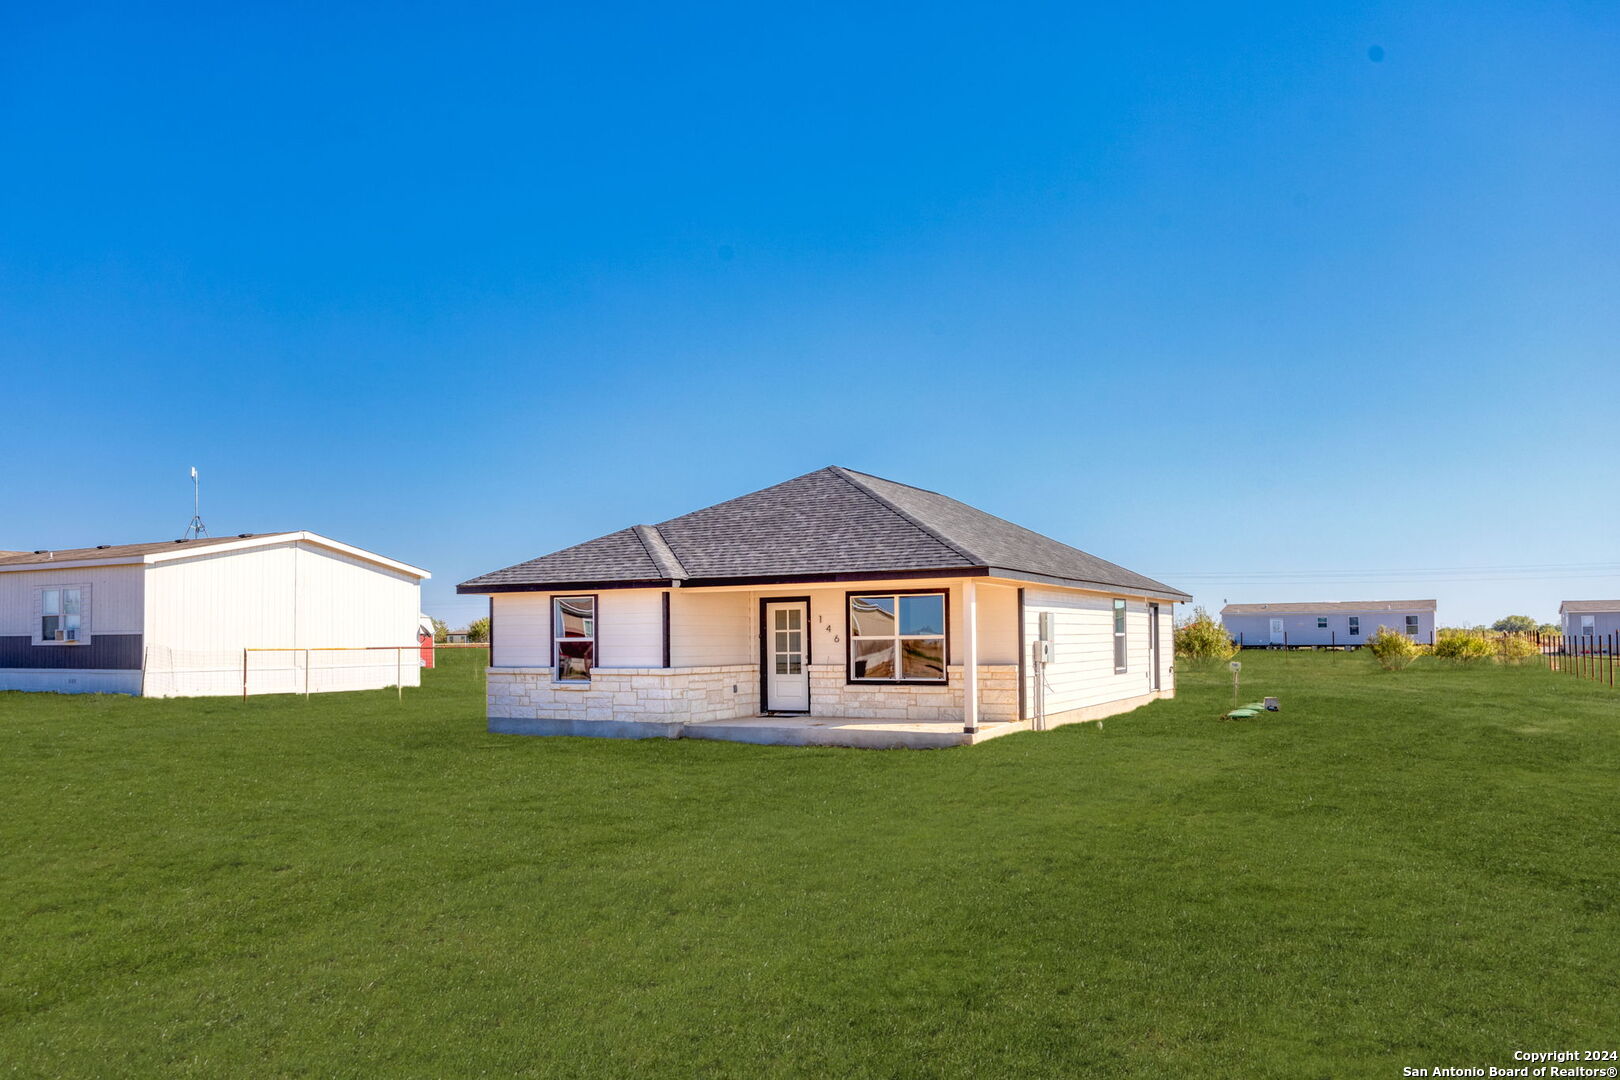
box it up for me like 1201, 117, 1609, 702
142, 645, 423, 698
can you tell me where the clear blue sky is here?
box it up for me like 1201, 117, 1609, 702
4, 2, 1616, 628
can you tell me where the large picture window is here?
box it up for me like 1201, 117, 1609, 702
1113, 599, 1127, 673
553, 596, 596, 681
848, 592, 946, 682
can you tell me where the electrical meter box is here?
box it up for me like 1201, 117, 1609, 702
1034, 613, 1056, 663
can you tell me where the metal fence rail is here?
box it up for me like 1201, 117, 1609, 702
1535, 630, 1617, 687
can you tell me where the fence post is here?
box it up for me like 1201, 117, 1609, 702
397, 647, 403, 702
242, 649, 248, 701
305, 648, 311, 700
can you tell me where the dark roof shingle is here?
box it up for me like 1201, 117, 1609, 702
0, 533, 293, 567
459, 466, 1188, 598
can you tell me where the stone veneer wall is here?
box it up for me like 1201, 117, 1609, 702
488, 665, 759, 724
488, 663, 1021, 726
806, 663, 1019, 723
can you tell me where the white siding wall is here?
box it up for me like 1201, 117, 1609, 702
1022, 587, 1168, 719
600, 590, 663, 667
670, 591, 751, 666
0, 564, 144, 637
1158, 602, 1177, 696
491, 589, 667, 670
490, 593, 547, 668
142, 541, 422, 697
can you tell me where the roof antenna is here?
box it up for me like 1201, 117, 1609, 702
183, 467, 209, 540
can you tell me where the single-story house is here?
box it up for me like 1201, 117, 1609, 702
0, 532, 429, 696
1560, 600, 1620, 639
457, 466, 1188, 748
446, 629, 472, 644
1221, 600, 1437, 647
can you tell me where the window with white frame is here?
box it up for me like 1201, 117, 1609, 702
1405, 615, 1420, 636
1317, 617, 1328, 629
38, 586, 88, 644
553, 596, 596, 681
1580, 615, 1595, 636
848, 592, 946, 681
1113, 599, 1127, 673
1348, 616, 1360, 636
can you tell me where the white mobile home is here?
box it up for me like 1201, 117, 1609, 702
0, 532, 429, 696
1559, 600, 1620, 641
458, 466, 1187, 748
1220, 600, 1437, 647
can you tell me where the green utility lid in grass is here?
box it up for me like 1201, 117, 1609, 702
1225, 708, 1260, 719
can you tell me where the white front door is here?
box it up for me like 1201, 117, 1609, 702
1270, 618, 1285, 645
763, 600, 810, 712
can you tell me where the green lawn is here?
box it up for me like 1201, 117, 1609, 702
2, 651, 1616, 1078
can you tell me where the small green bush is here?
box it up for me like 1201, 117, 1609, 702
1497, 634, 1539, 664
1367, 625, 1424, 670
1433, 629, 1539, 665
1434, 628, 1495, 663
1174, 607, 1238, 662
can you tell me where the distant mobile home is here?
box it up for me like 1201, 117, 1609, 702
0, 532, 429, 696
1559, 600, 1620, 640
1221, 600, 1437, 647
457, 466, 1188, 748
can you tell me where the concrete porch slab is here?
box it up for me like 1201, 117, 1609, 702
682, 715, 1028, 749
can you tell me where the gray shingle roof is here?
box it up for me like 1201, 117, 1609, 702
459, 466, 1188, 598
1559, 599, 1620, 614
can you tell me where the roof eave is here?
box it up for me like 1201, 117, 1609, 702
983, 566, 1191, 601
458, 564, 1191, 600
0, 555, 147, 573
457, 567, 993, 594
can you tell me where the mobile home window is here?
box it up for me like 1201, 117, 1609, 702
39, 587, 84, 643
1580, 615, 1595, 636
848, 592, 946, 682
1316, 617, 1328, 629
1348, 617, 1360, 636
553, 596, 596, 681
1113, 599, 1127, 673
1405, 615, 1419, 636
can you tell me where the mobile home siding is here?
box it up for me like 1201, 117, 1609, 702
1563, 610, 1620, 638
142, 540, 422, 697
0, 563, 145, 639
0, 563, 146, 693
1222, 609, 1435, 646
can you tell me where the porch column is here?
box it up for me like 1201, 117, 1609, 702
963, 579, 979, 733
